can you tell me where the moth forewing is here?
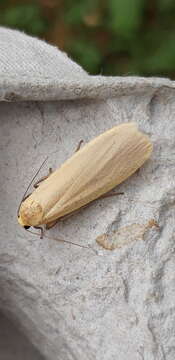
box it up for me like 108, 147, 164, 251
18, 123, 153, 228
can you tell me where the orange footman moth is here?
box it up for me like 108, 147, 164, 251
18, 123, 153, 248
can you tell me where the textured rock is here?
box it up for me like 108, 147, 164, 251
0, 312, 44, 360
0, 27, 175, 360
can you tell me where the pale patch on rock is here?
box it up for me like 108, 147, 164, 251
96, 219, 159, 250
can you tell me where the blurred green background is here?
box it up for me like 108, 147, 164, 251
1, 0, 175, 77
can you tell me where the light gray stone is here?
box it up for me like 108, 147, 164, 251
0, 27, 175, 360
0, 312, 44, 360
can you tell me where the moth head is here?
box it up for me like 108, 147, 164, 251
18, 197, 43, 227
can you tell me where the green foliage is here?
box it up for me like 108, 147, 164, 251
64, 0, 99, 25
157, 0, 175, 11
106, 0, 145, 36
1, 0, 175, 77
68, 39, 101, 73
1, 3, 48, 35
143, 32, 175, 73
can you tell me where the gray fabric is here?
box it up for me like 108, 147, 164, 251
0, 27, 175, 360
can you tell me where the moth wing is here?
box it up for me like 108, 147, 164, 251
41, 123, 152, 223
18, 123, 152, 226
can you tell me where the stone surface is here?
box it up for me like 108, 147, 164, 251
0, 27, 175, 360
0, 312, 44, 360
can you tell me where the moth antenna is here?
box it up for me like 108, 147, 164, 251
17, 157, 48, 217
25, 228, 94, 251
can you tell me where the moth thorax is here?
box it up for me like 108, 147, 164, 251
18, 198, 43, 226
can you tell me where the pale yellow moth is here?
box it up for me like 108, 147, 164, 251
18, 123, 152, 241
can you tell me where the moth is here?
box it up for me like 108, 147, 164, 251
18, 123, 152, 245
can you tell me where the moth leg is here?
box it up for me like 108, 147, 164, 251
45, 206, 89, 229
45, 192, 124, 229
34, 168, 53, 188
45, 220, 59, 230
45, 208, 83, 229
98, 191, 124, 199
34, 226, 44, 239
74, 140, 84, 153
22, 192, 32, 201
58, 192, 124, 217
